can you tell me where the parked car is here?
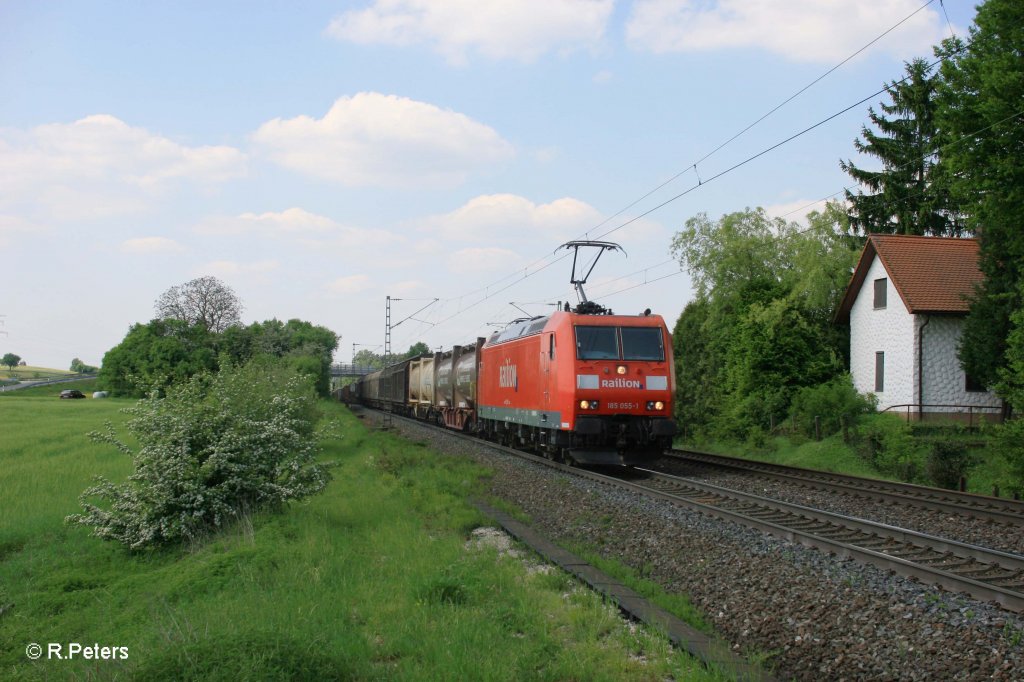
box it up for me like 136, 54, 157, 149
59, 389, 86, 399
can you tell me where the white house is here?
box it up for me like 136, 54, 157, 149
835, 234, 1002, 422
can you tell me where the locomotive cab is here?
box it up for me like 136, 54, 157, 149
560, 312, 676, 465
478, 308, 676, 466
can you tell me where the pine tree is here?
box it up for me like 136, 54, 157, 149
937, 0, 1024, 392
840, 58, 962, 236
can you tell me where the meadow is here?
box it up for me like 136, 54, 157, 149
0, 389, 721, 681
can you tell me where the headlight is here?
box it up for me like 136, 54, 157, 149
646, 401, 666, 411
579, 400, 599, 410
616, 365, 627, 375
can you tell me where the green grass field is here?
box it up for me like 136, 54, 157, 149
0, 396, 724, 681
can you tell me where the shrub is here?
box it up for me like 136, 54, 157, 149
854, 413, 927, 482
989, 417, 1024, 495
67, 360, 334, 549
925, 440, 974, 490
788, 374, 877, 439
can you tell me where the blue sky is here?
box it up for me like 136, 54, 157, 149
1, 0, 976, 369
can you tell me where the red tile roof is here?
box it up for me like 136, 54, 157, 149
835, 234, 982, 321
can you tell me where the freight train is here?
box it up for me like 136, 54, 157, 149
343, 305, 677, 466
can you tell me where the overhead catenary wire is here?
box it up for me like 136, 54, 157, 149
575, 0, 946, 241
778, 104, 1024, 228
388, 60, 962, 345
380, 4, 973, 346
598, 99, 1024, 293
691, 0, 943, 170
591, 48, 969, 244
417, 0, 949, 320
423, 70, 1016, 342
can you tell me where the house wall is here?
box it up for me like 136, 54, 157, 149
849, 255, 916, 411
921, 315, 1001, 413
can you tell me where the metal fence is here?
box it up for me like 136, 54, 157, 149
881, 403, 1005, 429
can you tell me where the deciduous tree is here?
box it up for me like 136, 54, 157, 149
670, 205, 858, 439
70, 358, 98, 374
352, 348, 384, 370
155, 276, 243, 333
98, 320, 217, 396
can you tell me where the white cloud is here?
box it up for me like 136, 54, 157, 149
194, 207, 404, 257
0, 215, 44, 248
197, 207, 339, 235
390, 280, 425, 295
422, 193, 603, 243
120, 236, 185, 254
326, 0, 613, 65
198, 260, 279, 278
764, 198, 820, 226
252, 93, 514, 188
0, 115, 247, 221
626, 0, 945, 63
420, 192, 668, 248
327, 274, 372, 295
0, 215, 43, 234
237, 207, 338, 233
448, 247, 521, 272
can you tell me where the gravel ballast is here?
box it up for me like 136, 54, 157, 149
652, 457, 1024, 557
378, 414, 1024, 681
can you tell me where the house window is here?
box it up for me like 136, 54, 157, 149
873, 278, 887, 309
875, 352, 885, 392
965, 373, 986, 393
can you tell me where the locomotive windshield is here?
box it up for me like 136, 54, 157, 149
621, 327, 664, 361
575, 326, 619, 360
575, 326, 665, 361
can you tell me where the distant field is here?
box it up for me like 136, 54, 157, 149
0, 397, 717, 680
0, 365, 77, 380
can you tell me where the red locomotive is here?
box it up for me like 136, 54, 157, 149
349, 241, 677, 465
474, 307, 675, 464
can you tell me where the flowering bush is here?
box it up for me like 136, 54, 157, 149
67, 360, 334, 549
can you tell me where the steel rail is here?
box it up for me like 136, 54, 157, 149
617, 468, 1024, 612
367, 409, 1024, 611
668, 449, 1024, 526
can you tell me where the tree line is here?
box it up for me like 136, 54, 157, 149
839, 0, 1022, 399
352, 342, 431, 370
671, 0, 1023, 459
99, 277, 338, 397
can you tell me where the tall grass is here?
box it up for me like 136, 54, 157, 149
1, 398, 721, 681
0, 397, 134, 549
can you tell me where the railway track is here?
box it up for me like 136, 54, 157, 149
370, 409, 1024, 612
615, 468, 1024, 613
665, 449, 1024, 526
